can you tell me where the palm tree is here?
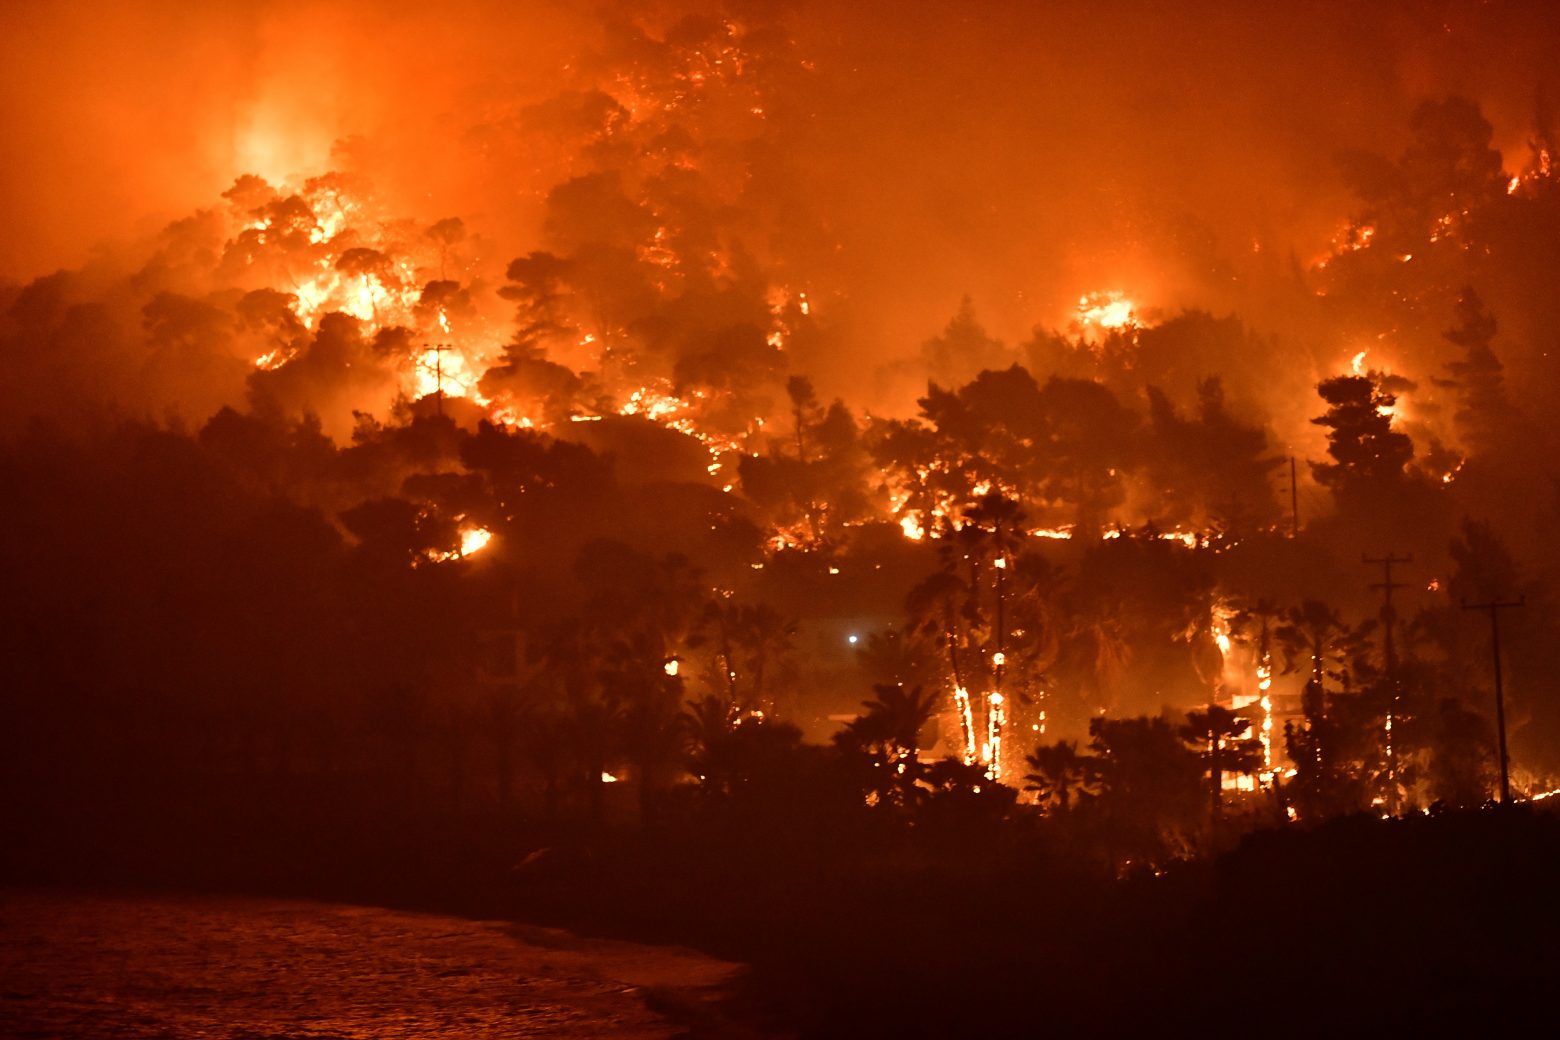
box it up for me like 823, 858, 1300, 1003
691, 600, 798, 715
1022, 739, 1093, 813
1180, 704, 1263, 817
679, 693, 737, 792
1066, 607, 1133, 717
1274, 600, 1377, 693
1087, 716, 1205, 867
514, 689, 570, 821
855, 628, 935, 689
854, 683, 941, 761
736, 603, 798, 713
601, 628, 684, 819
906, 569, 979, 762
835, 683, 940, 808
680, 693, 803, 802
960, 493, 1028, 769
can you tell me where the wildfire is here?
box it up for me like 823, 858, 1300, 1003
1311, 222, 1377, 272
619, 385, 688, 423
1508, 148, 1553, 196
953, 686, 977, 765
767, 519, 820, 553
414, 343, 488, 403
1076, 291, 1138, 331
226, 175, 509, 413
612, 380, 747, 486
459, 527, 493, 556
983, 691, 1007, 780
489, 406, 535, 429
1256, 653, 1274, 783
1211, 604, 1234, 657
422, 526, 493, 565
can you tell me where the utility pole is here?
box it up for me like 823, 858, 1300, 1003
423, 342, 451, 417
1365, 553, 1412, 810
1365, 553, 1412, 680
1462, 596, 1525, 805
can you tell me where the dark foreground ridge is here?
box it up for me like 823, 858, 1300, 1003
8, 802, 1559, 1037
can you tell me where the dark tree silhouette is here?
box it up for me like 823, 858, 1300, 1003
1437, 288, 1509, 456
833, 683, 939, 809
1022, 739, 1093, 814
1425, 697, 1497, 808
1086, 716, 1203, 868
1180, 705, 1262, 818
1310, 375, 1414, 494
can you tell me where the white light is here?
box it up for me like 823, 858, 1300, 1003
848, 634, 859, 645
664, 659, 679, 676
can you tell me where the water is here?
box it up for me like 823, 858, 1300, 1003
0, 890, 742, 1038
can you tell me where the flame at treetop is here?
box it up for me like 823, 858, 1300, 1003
1075, 291, 1139, 332
422, 526, 494, 565
225, 173, 504, 415
459, 527, 493, 556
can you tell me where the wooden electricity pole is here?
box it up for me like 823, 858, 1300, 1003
1365, 553, 1412, 809
1365, 553, 1412, 681
423, 342, 452, 417
1462, 596, 1525, 805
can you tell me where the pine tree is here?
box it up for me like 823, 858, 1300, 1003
1437, 288, 1509, 455
1310, 375, 1414, 493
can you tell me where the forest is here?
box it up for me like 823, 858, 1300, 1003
4, 5, 1560, 1032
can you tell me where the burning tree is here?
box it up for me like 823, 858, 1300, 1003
1179, 704, 1263, 821
904, 491, 1061, 779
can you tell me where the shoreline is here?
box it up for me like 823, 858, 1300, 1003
0, 887, 763, 1040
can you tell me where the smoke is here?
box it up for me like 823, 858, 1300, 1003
0, 0, 585, 280
4, 4, 1553, 274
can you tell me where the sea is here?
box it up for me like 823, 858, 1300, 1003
0, 889, 743, 1038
